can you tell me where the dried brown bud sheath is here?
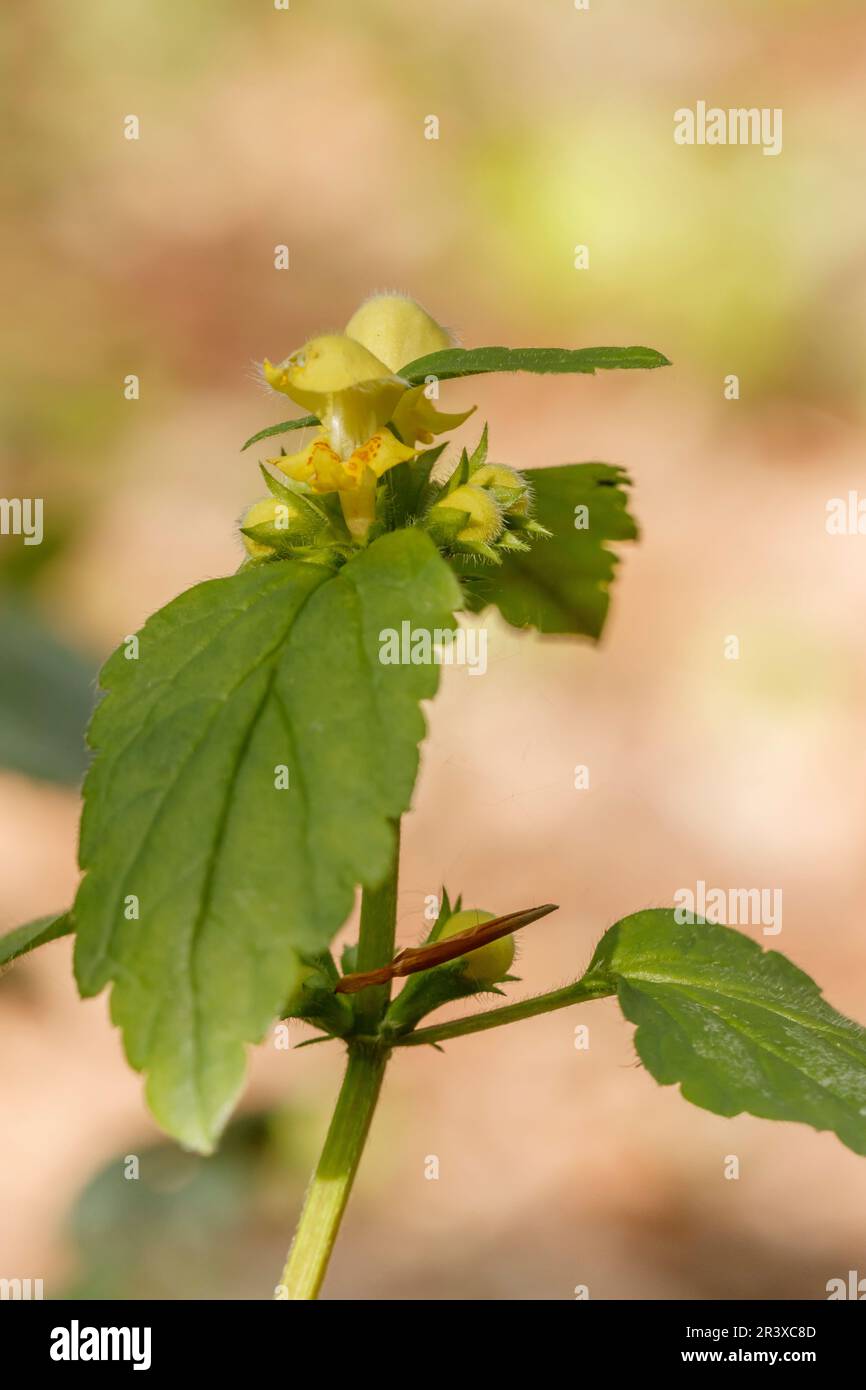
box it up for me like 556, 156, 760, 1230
334, 903, 558, 995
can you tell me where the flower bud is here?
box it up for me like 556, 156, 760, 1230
240, 495, 320, 558
432, 484, 503, 544
281, 959, 319, 1012
345, 292, 454, 373
472, 463, 530, 514
438, 908, 514, 985
241, 498, 282, 558
282, 954, 353, 1036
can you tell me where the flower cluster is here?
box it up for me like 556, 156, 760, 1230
424, 429, 550, 564
240, 293, 547, 565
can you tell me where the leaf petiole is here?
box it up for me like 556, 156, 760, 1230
394, 976, 614, 1048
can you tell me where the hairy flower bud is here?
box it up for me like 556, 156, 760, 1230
437, 908, 514, 984
281, 959, 319, 1011
432, 484, 503, 544
240, 495, 320, 558
281, 953, 354, 1036
472, 462, 531, 514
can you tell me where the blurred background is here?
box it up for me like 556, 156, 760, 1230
2, 0, 866, 1300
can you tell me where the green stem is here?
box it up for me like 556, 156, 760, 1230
353, 820, 401, 1031
396, 977, 614, 1048
277, 821, 401, 1300
278, 1042, 388, 1299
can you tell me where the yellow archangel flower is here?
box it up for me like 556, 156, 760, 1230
344, 294, 475, 448
276, 427, 417, 538
262, 295, 475, 535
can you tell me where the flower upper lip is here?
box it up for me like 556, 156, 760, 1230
263, 295, 476, 465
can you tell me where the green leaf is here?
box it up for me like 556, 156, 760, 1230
458, 463, 637, 638
400, 345, 671, 384
440, 448, 471, 497
240, 346, 670, 453
340, 942, 359, 977
0, 912, 72, 968
583, 910, 866, 1156
428, 886, 454, 941
73, 530, 461, 1151
466, 424, 489, 474
0, 601, 96, 784
240, 415, 318, 452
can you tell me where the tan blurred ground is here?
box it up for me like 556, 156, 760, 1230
2, 0, 866, 1299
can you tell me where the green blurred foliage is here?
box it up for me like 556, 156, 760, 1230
60, 1108, 313, 1300
0, 603, 96, 785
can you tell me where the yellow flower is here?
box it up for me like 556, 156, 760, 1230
263, 334, 406, 460
261, 296, 476, 536
264, 296, 474, 454
344, 292, 453, 373
346, 293, 475, 444
272, 429, 417, 539
275, 430, 416, 493
391, 385, 475, 447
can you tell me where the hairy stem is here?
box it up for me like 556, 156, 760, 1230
353, 820, 401, 1031
277, 821, 401, 1300
277, 1042, 388, 1300
396, 977, 614, 1048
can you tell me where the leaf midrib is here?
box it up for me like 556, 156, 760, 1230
141, 572, 329, 1142
184, 659, 283, 1142
619, 968, 866, 1067
92, 603, 309, 983
629, 984, 866, 1126
84, 570, 328, 1012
